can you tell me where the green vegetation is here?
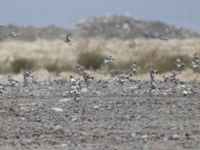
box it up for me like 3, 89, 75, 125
11, 58, 36, 73
77, 51, 104, 70
0, 65, 12, 74
44, 61, 72, 73
137, 50, 190, 73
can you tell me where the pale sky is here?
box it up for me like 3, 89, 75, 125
0, 0, 199, 31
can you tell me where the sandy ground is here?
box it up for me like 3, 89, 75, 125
0, 77, 199, 150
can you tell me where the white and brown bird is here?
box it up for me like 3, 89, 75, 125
191, 53, 200, 69
159, 36, 169, 41
149, 65, 158, 89
82, 71, 94, 85
149, 67, 158, 81
103, 56, 115, 64
74, 64, 85, 75
69, 75, 81, 101
131, 62, 140, 75
69, 75, 80, 87
9, 31, 21, 37
23, 70, 34, 86
163, 70, 178, 83
175, 57, 184, 71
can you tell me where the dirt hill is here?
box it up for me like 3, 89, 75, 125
75, 15, 200, 39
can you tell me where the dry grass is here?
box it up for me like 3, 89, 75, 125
0, 38, 200, 80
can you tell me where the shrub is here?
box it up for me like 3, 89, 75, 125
77, 51, 104, 70
0, 65, 12, 74
11, 58, 35, 73
44, 61, 72, 73
155, 55, 190, 73
107, 61, 132, 72
137, 50, 190, 73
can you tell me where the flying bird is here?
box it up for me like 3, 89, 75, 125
65, 33, 72, 45
9, 31, 21, 37
158, 35, 169, 41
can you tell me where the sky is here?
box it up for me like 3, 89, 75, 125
0, 0, 199, 31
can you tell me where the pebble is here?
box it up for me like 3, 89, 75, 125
21, 138, 32, 146
19, 106, 28, 111
51, 107, 63, 112
53, 125, 65, 134
60, 144, 68, 147
31, 102, 39, 106
168, 134, 180, 140
93, 105, 100, 109
81, 88, 89, 94
59, 98, 71, 103
61, 93, 68, 97
183, 90, 188, 96
95, 91, 104, 97
71, 115, 78, 122
131, 132, 136, 138
20, 117, 26, 120
141, 134, 148, 141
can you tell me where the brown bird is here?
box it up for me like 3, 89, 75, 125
9, 31, 21, 37
159, 37, 169, 41
65, 33, 72, 45
103, 56, 115, 64
158, 34, 169, 41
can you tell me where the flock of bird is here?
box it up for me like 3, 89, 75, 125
64, 50, 200, 100
1, 25, 200, 99
64, 32, 200, 87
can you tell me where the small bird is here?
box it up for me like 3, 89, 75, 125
23, 70, 34, 87
69, 75, 75, 82
191, 53, 200, 69
69, 75, 80, 87
82, 71, 94, 85
103, 56, 115, 64
191, 61, 199, 69
69, 75, 81, 101
163, 70, 178, 83
8, 75, 19, 87
175, 57, 184, 71
183, 90, 188, 96
65, 33, 72, 45
74, 64, 85, 75
159, 37, 169, 41
117, 73, 130, 85
9, 31, 21, 37
131, 62, 140, 75
158, 34, 169, 41
149, 68, 158, 81
149, 65, 158, 90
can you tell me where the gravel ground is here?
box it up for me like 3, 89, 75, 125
0, 78, 199, 150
